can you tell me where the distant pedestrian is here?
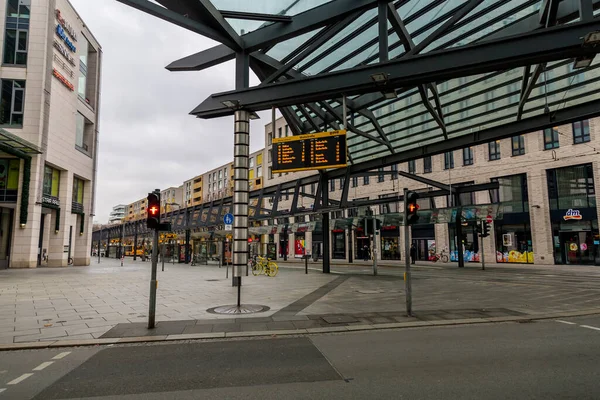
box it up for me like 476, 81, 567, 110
410, 244, 417, 264
363, 244, 370, 261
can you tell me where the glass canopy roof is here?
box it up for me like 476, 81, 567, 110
140, 0, 600, 167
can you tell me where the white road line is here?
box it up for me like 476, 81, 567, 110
580, 325, 600, 331
0, 388, 6, 394
555, 320, 576, 325
33, 361, 54, 371
7, 373, 33, 385
52, 351, 71, 360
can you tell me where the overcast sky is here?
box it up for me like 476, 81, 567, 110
70, 0, 271, 223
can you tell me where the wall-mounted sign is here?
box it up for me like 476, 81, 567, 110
53, 39, 76, 66
563, 209, 582, 221
56, 24, 76, 52
42, 195, 60, 207
53, 68, 74, 91
55, 9, 78, 42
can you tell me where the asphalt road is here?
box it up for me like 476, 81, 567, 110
1, 315, 599, 399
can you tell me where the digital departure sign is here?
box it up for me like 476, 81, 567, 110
272, 130, 347, 173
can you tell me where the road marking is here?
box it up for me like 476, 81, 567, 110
0, 388, 6, 394
52, 351, 71, 360
580, 325, 600, 331
7, 373, 33, 385
33, 361, 54, 371
555, 320, 576, 325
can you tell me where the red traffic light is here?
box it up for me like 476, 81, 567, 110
408, 203, 420, 213
148, 206, 159, 216
147, 191, 161, 230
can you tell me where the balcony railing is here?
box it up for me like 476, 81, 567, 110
0, 189, 18, 203
71, 201, 84, 214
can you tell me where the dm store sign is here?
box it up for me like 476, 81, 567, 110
563, 209, 583, 221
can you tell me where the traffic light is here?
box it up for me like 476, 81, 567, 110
405, 190, 420, 225
482, 221, 491, 238
147, 190, 161, 230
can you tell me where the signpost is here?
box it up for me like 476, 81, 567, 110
224, 213, 233, 231
272, 130, 347, 173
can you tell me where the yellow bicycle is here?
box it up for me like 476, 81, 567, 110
249, 255, 278, 277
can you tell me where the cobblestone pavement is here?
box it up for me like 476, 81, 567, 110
1, 257, 599, 344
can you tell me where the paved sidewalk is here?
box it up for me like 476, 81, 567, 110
1, 257, 599, 345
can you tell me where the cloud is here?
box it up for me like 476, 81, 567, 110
70, 0, 269, 222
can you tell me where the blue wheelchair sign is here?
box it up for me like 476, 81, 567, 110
223, 213, 234, 225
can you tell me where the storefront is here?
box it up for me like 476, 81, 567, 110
332, 229, 346, 259
448, 221, 480, 262
355, 227, 369, 260
380, 226, 400, 260
294, 231, 306, 258
494, 216, 533, 264
547, 164, 599, 265
411, 224, 435, 261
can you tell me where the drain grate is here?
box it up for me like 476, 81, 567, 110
207, 304, 270, 315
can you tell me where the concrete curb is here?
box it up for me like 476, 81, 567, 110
2, 308, 600, 351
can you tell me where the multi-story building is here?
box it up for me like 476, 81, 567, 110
183, 174, 202, 208
0, 0, 102, 268
108, 204, 125, 224
126, 197, 147, 222
160, 185, 183, 213
204, 162, 230, 203
261, 116, 600, 266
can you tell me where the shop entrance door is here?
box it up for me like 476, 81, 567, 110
560, 231, 594, 265
0, 208, 13, 269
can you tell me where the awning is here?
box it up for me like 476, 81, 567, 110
0, 128, 41, 155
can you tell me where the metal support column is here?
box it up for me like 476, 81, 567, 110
403, 188, 412, 316
185, 226, 190, 264
148, 228, 159, 329
97, 228, 101, 264
232, 109, 250, 294
133, 224, 138, 261
322, 175, 330, 274
455, 193, 465, 268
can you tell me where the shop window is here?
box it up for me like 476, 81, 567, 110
423, 156, 432, 173
408, 160, 416, 174
377, 167, 384, 182
363, 175, 369, 185
572, 120, 590, 144
495, 222, 533, 264
543, 127, 559, 149
3, 0, 30, 65
546, 163, 595, 210
444, 151, 454, 170
463, 147, 473, 166
0, 79, 25, 126
511, 135, 525, 156
488, 140, 501, 160
75, 112, 94, 155
43, 166, 60, 198
447, 182, 475, 206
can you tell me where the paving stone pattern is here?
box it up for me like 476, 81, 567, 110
1, 258, 599, 343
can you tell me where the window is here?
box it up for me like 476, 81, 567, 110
249, 158, 254, 168
490, 174, 528, 213
78, 38, 89, 100
511, 135, 525, 156
489, 140, 501, 160
444, 151, 454, 169
351, 176, 358, 187
0, 79, 25, 126
43, 166, 60, 197
378, 167, 385, 182
408, 160, 416, 174
248, 169, 254, 180
268, 167, 272, 179
267, 132, 272, 145
278, 127, 282, 138
75, 112, 94, 154
3, 0, 30, 65
423, 156, 432, 173
330, 179, 335, 192
218, 180, 222, 189
572, 120, 590, 144
363, 175, 370, 185
257, 153, 263, 165
543, 128, 559, 149
338, 178, 345, 190
285, 125, 289, 136
391, 164, 398, 179
547, 163, 595, 210
463, 147, 473, 166
257, 165, 262, 177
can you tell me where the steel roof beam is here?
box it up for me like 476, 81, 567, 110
517, 63, 545, 120
116, 0, 240, 49
219, 10, 292, 23
191, 19, 600, 117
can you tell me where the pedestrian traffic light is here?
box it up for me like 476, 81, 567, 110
147, 190, 161, 230
405, 190, 420, 225
482, 221, 491, 238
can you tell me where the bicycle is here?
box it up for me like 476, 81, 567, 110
249, 255, 278, 277
430, 249, 449, 263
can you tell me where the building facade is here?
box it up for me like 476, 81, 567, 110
108, 204, 125, 224
0, 0, 101, 268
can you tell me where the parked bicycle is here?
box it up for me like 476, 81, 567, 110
249, 255, 278, 277
430, 249, 449, 263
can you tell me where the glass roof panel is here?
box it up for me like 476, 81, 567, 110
266, 28, 325, 62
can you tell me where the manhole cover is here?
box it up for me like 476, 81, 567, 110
357, 290, 385, 294
207, 304, 270, 315
322, 315, 359, 324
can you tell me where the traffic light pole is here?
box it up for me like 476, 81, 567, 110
403, 188, 412, 316
372, 214, 377, 276
148, 227, 159, 329
480, 221, 486, 271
